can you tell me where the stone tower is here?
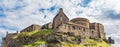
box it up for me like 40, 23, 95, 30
53, 8, 69, 29
90, 23, 106, 39
70, 18, 90, 28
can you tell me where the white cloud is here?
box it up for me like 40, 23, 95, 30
0, 28, 6, 37
110, 44, 120, 47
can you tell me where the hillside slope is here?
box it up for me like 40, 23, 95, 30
12, 29, 109, 47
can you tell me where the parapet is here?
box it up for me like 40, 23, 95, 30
71, 18, 89, 22
70, 18, 90, 28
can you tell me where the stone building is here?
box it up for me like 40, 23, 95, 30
1, 31, 18, 47
53, 8, 69, 30
42, 22, 52, 29
53, 8, 106, 39
1, 8, 114, 47
20, 24, 41, 33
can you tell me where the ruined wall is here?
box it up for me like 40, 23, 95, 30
90, 29, 99, 39
56, 22, 92, 38
42, 22, 52, 29
98, 23, 106, 39
53, 8, 69, 30
2, 32, 18, 47
90, 23, 106, 39
2, 38, 6, 47
20, 24, 41, 33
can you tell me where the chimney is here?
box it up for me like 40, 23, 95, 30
59, 8, 63, 12
6, 31, 8, 35
16, 31, 19, 34
6, 31, 9, 37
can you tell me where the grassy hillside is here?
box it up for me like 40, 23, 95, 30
13, 29, 54, 39
12, 29, 109, 47
22, 38, 109, 47
12, 29, 54, 47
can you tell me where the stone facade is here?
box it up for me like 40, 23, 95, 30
70, 18, 90, 28
53, 8, 69, 30
20, 24, 41, 33
42, 22, 52, 29
53, 8, 105, 40
1, 31, 18, 47
90, 23, 106, 39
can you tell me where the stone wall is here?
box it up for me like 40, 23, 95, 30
98, 23, 106, 39
52, 8, 69, 29
42, 22, 52, 29
90, 23, 105, 39
2, 32, 18, 47
2, 38, 6, 47
56, 22, 98, 39
20, 24, 41, 33
70, 18, 90, 28
90, 29, 99, 39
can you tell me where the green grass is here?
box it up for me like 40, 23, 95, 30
12, 29, 54, 39
60, 42, 84, 47
22, 40, 46, 47
82, 39, 109, 47
22, 39, 109, 47
60, 39, 109, 47
12, 29, 54, 47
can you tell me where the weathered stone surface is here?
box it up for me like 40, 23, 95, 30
53, 8, 69, 30
42, 22, 52, 29
71, 18, 90, 28
20, 24, 41, 33
90, 23, 106, 39
1, 32, 18, 47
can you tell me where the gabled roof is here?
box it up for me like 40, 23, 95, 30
53, 8, 69, 20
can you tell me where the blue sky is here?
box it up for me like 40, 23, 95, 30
0, 0, 120, 47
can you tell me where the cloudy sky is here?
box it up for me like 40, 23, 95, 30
0, 0, 120, 46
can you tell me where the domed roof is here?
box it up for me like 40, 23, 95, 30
70, 18, 89, 22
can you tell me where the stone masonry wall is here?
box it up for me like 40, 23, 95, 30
56, 22, 97, 39
52, 8, 69, 29
20, 24, 41, 33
